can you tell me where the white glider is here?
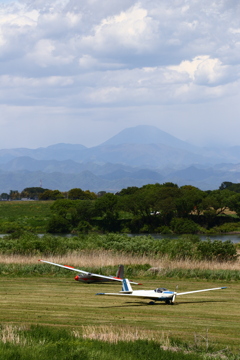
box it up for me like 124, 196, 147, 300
96, 279, 227, 304
38, 260, 141, 285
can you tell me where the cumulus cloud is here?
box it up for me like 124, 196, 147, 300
81, 4, 159, 54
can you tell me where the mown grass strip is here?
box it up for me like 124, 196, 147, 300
0, 276, 239, 354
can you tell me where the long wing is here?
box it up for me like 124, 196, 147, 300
38, 260, 141, 284
96, 292, 160, 299
39, 259, 89, 274
177, 287, 227, 296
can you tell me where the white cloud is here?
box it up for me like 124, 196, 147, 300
27, 39, 74, 67
81, 4, 159, 53
168, 56, 231, 86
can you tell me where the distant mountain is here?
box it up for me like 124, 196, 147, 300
101, 125, 197, 152
1, 125, 240, 192
100, 169, 164, 182
0, 157, 138, 175
0, 143, 86, 164
0, 169, 164, 193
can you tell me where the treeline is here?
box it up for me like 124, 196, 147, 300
0, 187, 97, 201
43, 181, 240, 234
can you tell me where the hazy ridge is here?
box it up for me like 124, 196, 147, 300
1, 125, 240, 193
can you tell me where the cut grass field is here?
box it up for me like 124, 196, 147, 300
0, 272, 239, 353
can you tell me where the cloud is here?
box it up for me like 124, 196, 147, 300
168, 56, 232, 86
0, 0, 240, 148
81, 3, 159, 54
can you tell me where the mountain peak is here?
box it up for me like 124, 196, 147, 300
100, 125, 196, 152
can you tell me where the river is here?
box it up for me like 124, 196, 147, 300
0, 233, 240, 243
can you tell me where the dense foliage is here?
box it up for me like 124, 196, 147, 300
0, 232, 237, 262
43, 182, 240, 235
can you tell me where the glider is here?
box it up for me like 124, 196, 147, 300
96, 278, 227, 304
38, 260, 141, 284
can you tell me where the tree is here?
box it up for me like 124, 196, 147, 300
46, 215, 70, 233
176, 186, 205, 218
20, 187, 48, 199
39, 190, 64, 200
202, 189, 231, 216
119, 183, 180, 227
75, 200, 96, 223
116, 186, 139, 196
227, 193, 240, 217
95, 193, 120, 232
219, 181, 240, 193
68, 188, 96, 200
9, 190, 20, 200
0, 193, 9, 200
97, 191, 107, 197
50, 199, 80, 226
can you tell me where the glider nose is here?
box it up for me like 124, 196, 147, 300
75, 275, 79, 281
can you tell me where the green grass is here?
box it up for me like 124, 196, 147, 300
0, 325, 207, 360
0, 276, 239, 355
0, 201, 53, 233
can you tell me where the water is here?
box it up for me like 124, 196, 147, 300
0, 233, 240, 243
144, 233, 240, 244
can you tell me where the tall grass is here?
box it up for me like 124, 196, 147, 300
0, 250, 239, 270
0, 251, 239, 280
80, 325, 170, 344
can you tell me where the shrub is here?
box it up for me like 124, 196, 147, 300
76, 221, 92, 234
46, 215, 70, 233
170, 218, 199, 234
214, 222, 240, 233
196, 239, 238, 261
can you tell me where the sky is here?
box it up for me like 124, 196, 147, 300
0, 0, 240, 149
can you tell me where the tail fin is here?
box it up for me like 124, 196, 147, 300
120, 279, 133, 293
116, 265, 124, 279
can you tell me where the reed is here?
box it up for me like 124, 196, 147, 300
0, 250, 239, 271
0, 324, 27, 345
80, 325, 173, 348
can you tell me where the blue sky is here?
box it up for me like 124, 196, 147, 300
0, 0, 240, 149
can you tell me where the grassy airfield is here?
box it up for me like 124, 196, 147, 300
0, 274, 239, 354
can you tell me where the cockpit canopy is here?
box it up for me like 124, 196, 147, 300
154, 287, 168, 293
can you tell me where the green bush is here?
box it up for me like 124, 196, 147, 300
46, 215, 70, 233
170, 218, 199, 234
76, 221, 92, 234
214, 222, 240, 233
196, 239, 238, 261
